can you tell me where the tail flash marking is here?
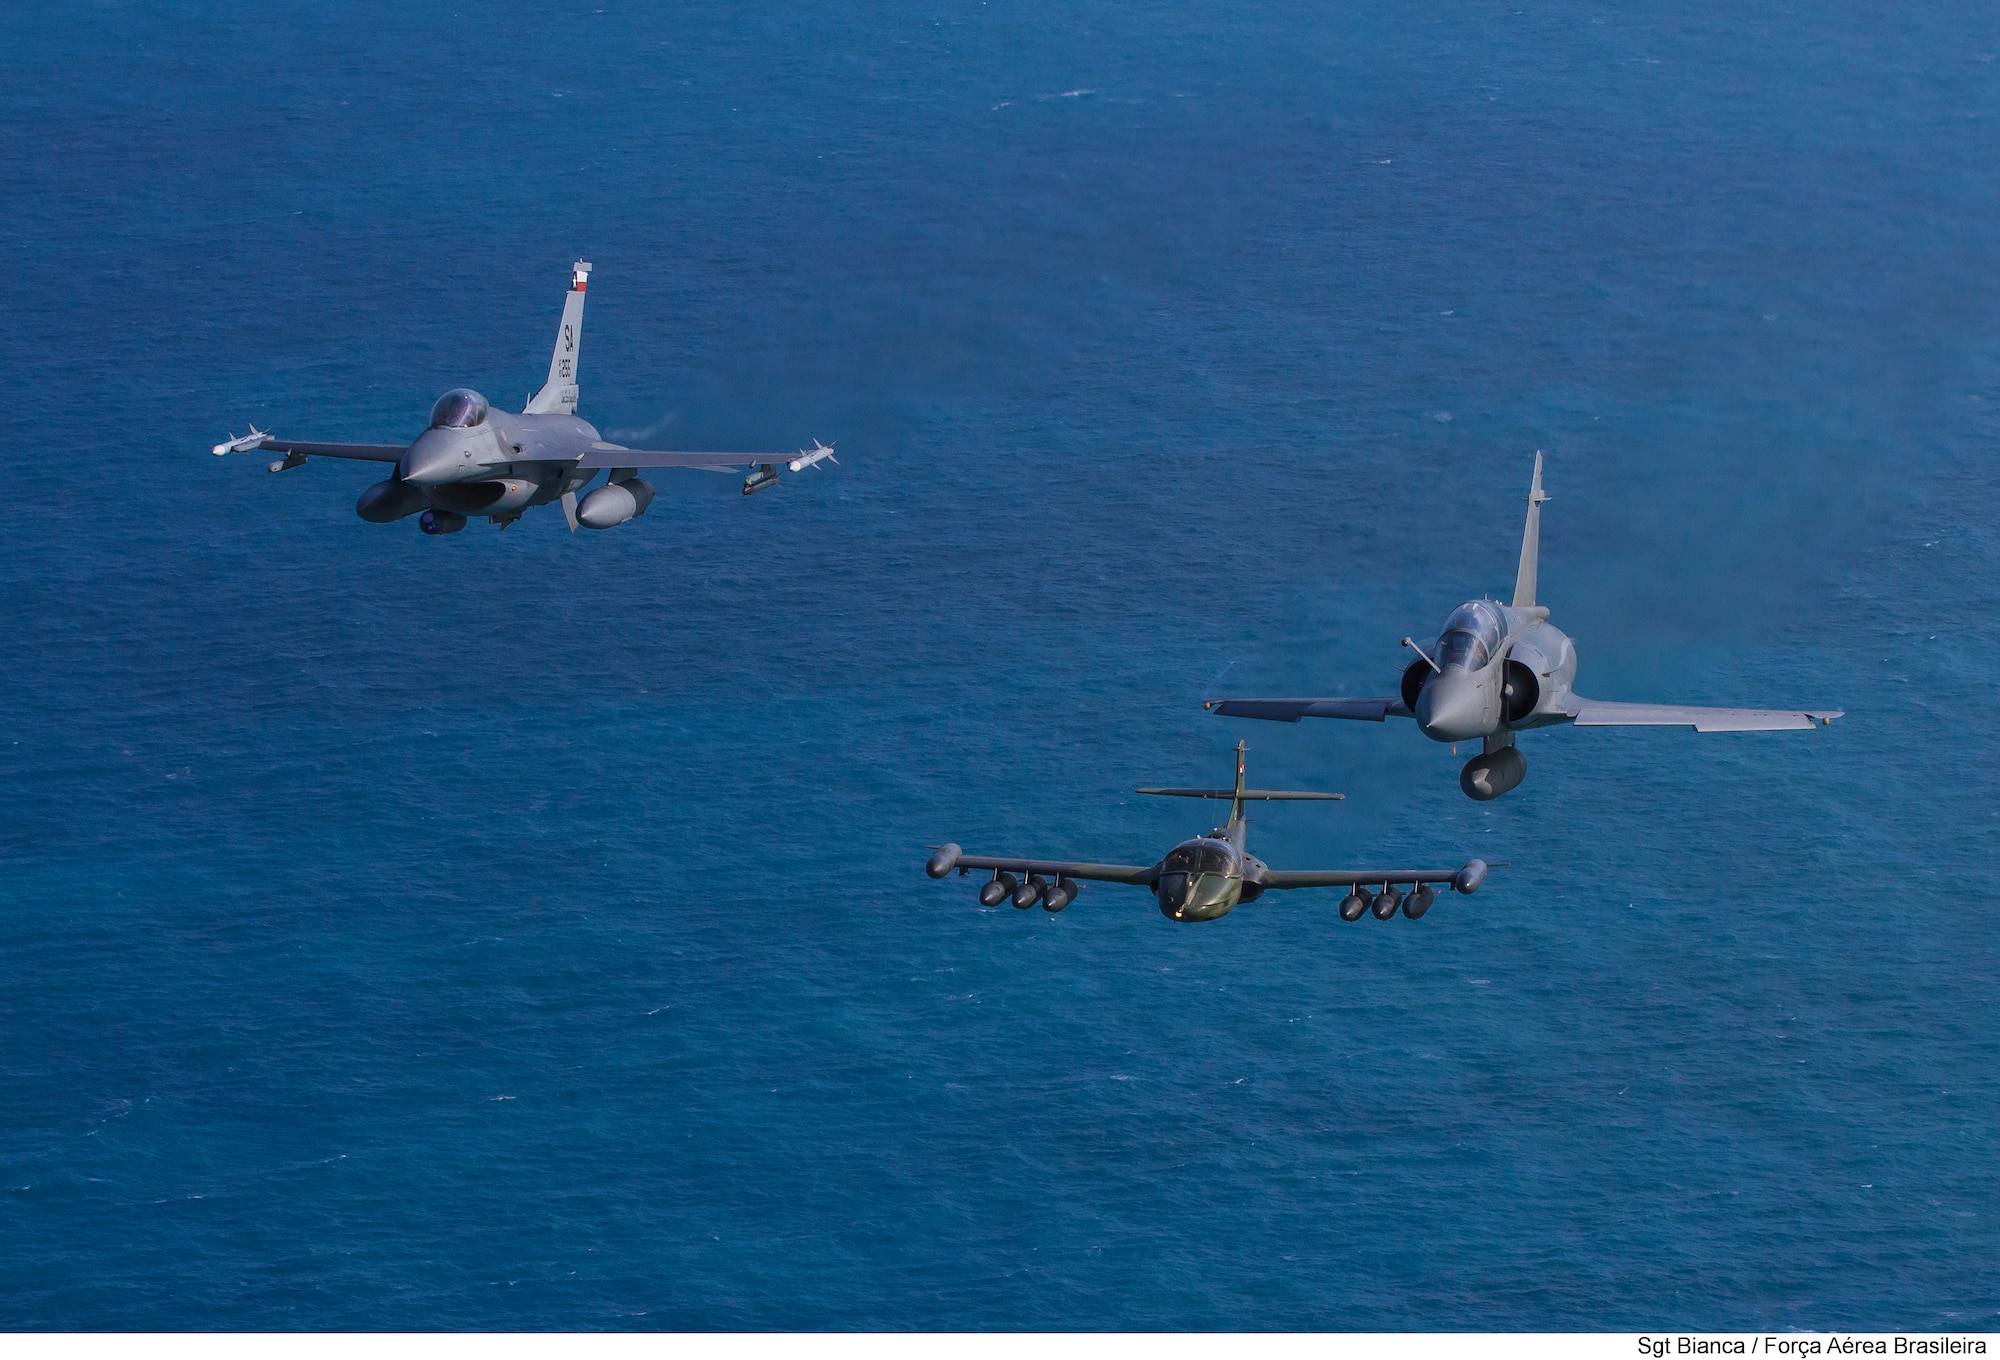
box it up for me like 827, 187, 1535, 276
1512, 450, 1548, 608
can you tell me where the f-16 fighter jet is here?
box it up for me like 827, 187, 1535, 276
924, 742, 1495, 922
212, 262, 837, 534
1207, 454, 1842, 800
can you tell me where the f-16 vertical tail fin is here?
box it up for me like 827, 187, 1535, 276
525, 261, 590, 415
1512, 450, 1548, 608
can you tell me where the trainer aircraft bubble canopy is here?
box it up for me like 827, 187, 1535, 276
212, 262, 838, 534
1208, 454, 1842, 800
925, 742, 1497, 923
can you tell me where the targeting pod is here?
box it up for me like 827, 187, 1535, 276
742, 464, 780, 496
418, 508, 466, 536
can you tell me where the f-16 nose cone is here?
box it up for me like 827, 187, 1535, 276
398, 432, 462, 487
1415, 671, 1491, 742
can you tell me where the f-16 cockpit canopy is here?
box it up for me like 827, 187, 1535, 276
1438, 600, 1506, 670
429, 389, 489, 430
1163, 839, 1240, 876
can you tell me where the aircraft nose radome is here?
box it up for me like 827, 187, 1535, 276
1416, 672, 1490, 741
398, 433, 460, 486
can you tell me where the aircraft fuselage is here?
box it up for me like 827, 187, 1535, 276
1402, 599, 1581, 745
1154, 833, 1277, 921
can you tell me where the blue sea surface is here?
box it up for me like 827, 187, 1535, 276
3, 0, 1998, 1331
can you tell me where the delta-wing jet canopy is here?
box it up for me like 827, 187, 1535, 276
924, 742, 1496, 922
1207, 453, 1841, 800
212, 261, 839, 535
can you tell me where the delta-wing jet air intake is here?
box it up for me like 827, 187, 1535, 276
213, 261, 839, 534
1206, 453, 1842, 800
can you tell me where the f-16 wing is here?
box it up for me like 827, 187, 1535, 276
1258, 859, 1493, 893
1203, 697, 1410, 723
577, 446, 775, 470
577, 440, 838, 473
924, 845, 1156, 886
212, 430, 405, 463
1564, 698, 1842, 731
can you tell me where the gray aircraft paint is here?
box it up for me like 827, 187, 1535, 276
213, 261, 837, 534
924, 742, 1494, 923
1206, 453, 1842, 800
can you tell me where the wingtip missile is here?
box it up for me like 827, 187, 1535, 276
211, 425, 270, 457
787, 439, 837, 474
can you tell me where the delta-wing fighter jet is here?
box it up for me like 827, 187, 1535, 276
924, 742, 1495, 922
1207, 454, 1841, 800
212, 262, 837, 534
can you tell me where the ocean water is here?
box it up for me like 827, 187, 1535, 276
3, 0, 1998, 1330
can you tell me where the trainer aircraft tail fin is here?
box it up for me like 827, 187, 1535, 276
1135, 741, 1342, 830
525, 261, 590, 415
1512, 450, 1548, 608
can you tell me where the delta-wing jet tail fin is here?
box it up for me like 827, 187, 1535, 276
1512, 450, 1548, 608
525, 261, 591, 415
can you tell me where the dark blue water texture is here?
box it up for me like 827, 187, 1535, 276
3, 0, 1998, 1331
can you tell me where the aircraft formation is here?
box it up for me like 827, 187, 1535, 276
214, 261, 1843, 926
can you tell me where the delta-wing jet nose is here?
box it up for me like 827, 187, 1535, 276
1416, 670, 1494, 742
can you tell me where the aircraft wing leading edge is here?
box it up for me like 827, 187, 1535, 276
938, 853, 1158, 886
1203, 697, 1410, 723
1259, 861, 1492, 891
576, 447, 787, 470
1566, 699, 1843, 731
240, 439, 407, 462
